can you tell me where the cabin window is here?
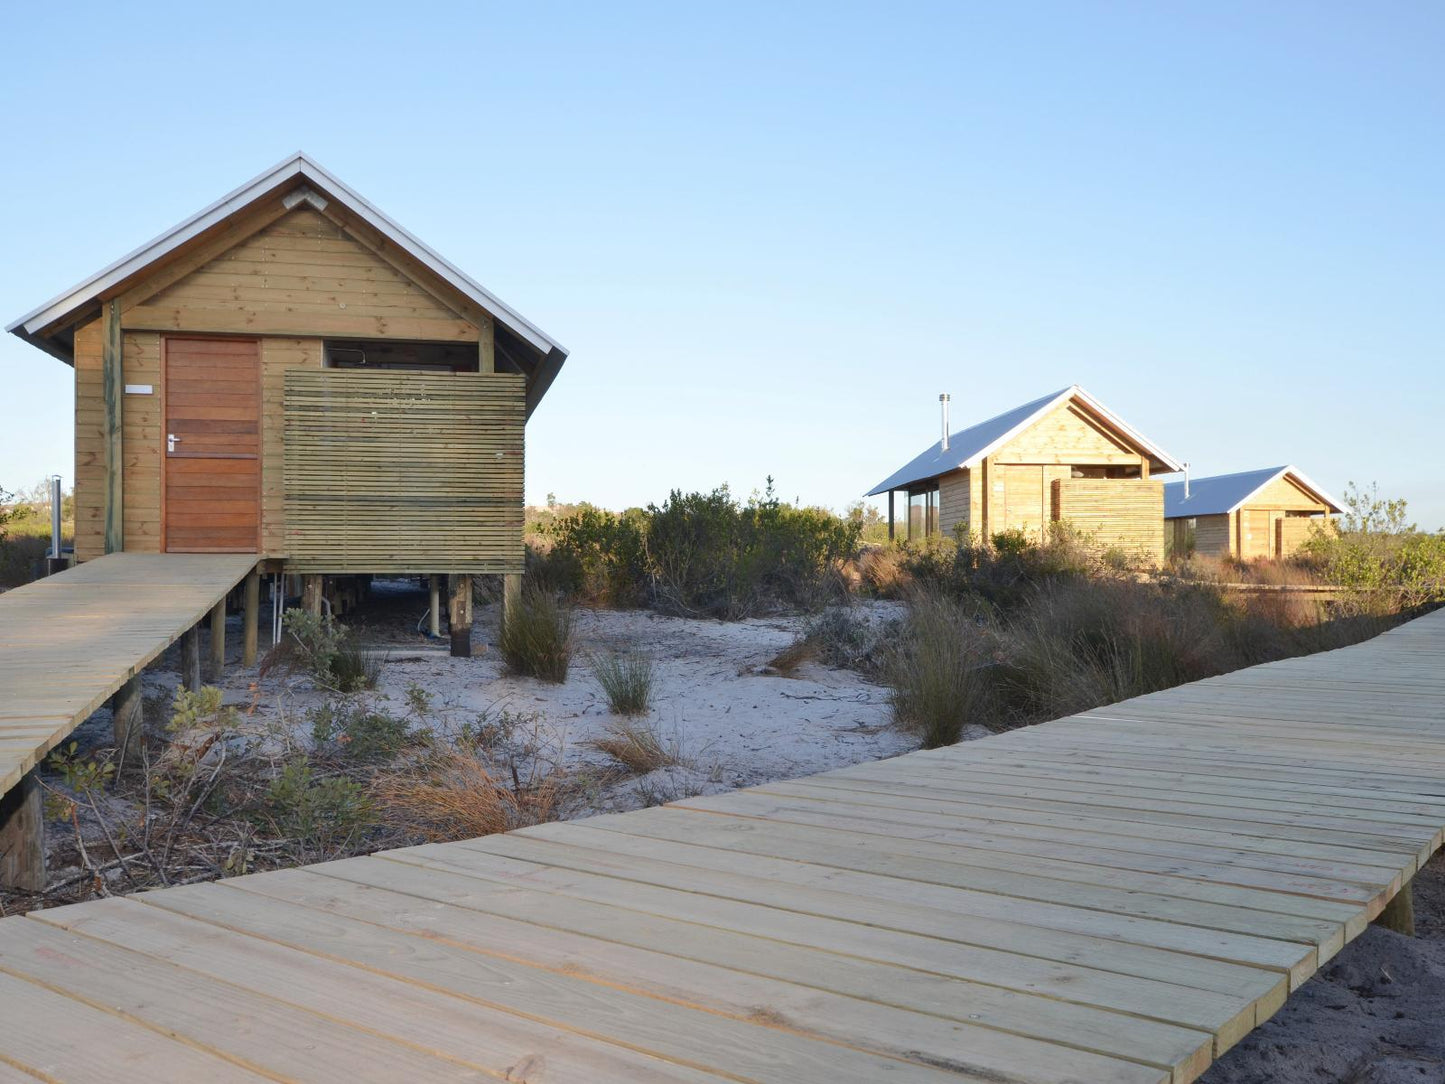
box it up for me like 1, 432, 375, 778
907, 486, 939, 539
323, 339, 481, 373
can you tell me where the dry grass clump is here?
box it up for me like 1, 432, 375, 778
766, 637, 820, 676
886, 592, 997, 748
500, 585, 574, 682
591, 717, 680, 774
371, 746, 558, 842
592, 649, 656, 714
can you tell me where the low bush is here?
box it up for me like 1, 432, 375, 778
264, 609, 381, 692
264, 758, 374, 848
500, 586, 574, 682
535, 504, 649, 605
592, 649, 655, 714
309, 702, 411, 761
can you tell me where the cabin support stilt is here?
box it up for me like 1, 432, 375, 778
181, 625, 201, 693
502, 573, 522, 628
448, 574, 473, 658
302, 575, 323, 619
209, 601, 226, 678
0, 770, 45, 892
429, 575, 442, 638
242, 570, 259, 666
1376, 880, 1416, 936
112, 675, 143, 765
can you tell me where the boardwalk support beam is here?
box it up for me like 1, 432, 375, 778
209, 600, 226, 678
112, 675, 143, 766
448, 574, 472, 657
242, 569, 259, 666
1375, 881, 1416, 937
0, 770, 44, 892
181, 624, 201, 693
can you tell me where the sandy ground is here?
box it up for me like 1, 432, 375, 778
121, 579, 918, 814
1201, 851, 1445, 1084
44, 579, 1445, 1080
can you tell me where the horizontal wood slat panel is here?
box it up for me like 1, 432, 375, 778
1052, 479, 1165, 563
284, 370, 525, 574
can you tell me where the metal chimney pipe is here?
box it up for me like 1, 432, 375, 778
939, 393, 951, 451
48, 475, 62, 559
1183, 463, 1191, 501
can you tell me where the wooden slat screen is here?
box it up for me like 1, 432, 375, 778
1051, 478, 1165, 563
283, 370, 525, 574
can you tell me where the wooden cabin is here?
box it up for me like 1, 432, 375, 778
1164, 466, 1343, 559
867, 386, 1182, 562
6, 153, 568, 654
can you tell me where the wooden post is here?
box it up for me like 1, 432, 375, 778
479, 316, 495, 374
101, 298, 124, 554
448, 574, 473, 658
112, 675, 144, 764
1375, 881, 1416, 936
181, 624, 201, 693
302, 575, 323, 619
242, 569, 260, 666
887, 491, 895, 541
501, 573, 522, 630
209, 600, 226, 678
0, 770, 45, 892
429, 575, 442, 638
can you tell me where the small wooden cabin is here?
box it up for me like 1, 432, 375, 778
1164, 466, 1343, 559
867, 386, 1182, 562
7, 153, 568, 653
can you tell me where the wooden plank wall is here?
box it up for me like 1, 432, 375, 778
283, 370, 525, 574
72, 320, 105, 562
122, 333, 163, 551
988, 403, 1143, 466
127, 209, 478, 343
1192, 514, 1231, 557
1276, 516, 1317, 557
1053, 478, 1165, 562
938, 469, 970, 537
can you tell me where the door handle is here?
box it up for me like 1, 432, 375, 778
167, 433, 181, 453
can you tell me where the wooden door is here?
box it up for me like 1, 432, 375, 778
164, 337, 260, 553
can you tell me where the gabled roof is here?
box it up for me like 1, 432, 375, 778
865, 385, 1183, 496
1163, 466, 1345, 519
6, 152, 569, 411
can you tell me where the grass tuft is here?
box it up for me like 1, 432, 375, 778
886, 592, 995, 748
592, 716, 679, 774
592, 649, 656, 714
500, 586, 574, 682
371, 747, 557, 841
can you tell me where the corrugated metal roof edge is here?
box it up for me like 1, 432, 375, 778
7, 152, 569, 367
865, 384, 1185, 496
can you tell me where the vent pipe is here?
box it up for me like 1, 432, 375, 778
939, 393, 951, 451
48, 475, 62, 559
1183, 463, 1191, 501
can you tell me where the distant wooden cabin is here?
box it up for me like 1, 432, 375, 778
6, 153, 568, 653
867, 386, 1182, 562
1164, 466, 1343, 559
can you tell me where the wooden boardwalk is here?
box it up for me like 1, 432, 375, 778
0, 553, 258, 796
0, 607, 1441, 1083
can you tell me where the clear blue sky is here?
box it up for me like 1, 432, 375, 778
3, 2, 1442, 527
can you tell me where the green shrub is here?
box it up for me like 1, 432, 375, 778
646, 480, 860, 618
309, 702, 410, 761
268, 609, 381, 692
265, 758, 373, 846
538, 504, 649, 605
500, 586, 574, 682
592, 649, 655, 715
